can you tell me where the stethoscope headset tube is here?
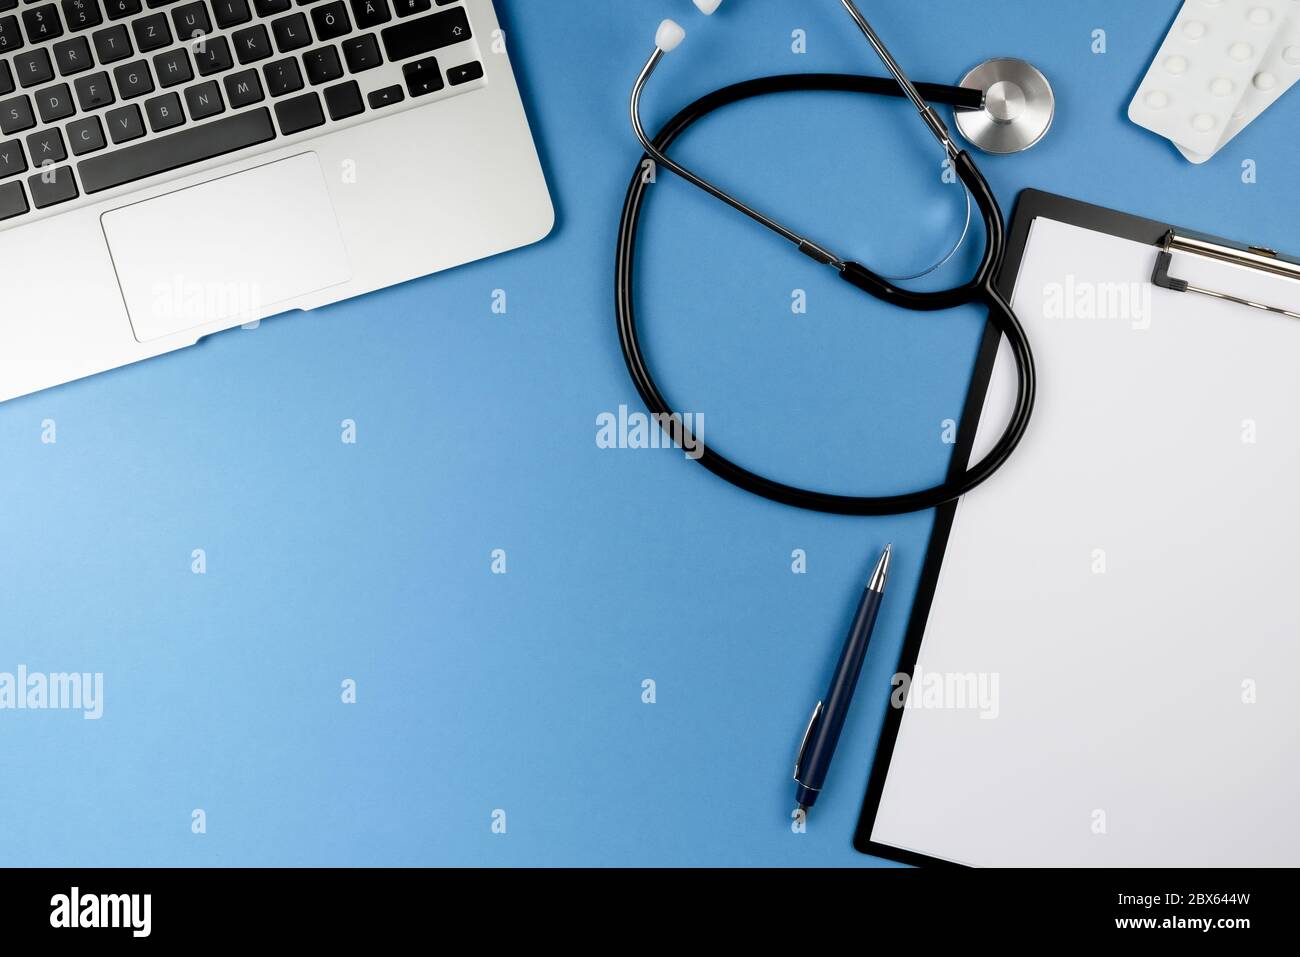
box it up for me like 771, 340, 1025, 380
616, 10, 1037, 516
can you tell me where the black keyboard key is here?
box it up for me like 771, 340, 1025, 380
146, 0, 180, 6
311, 0, 348, 40
104, 101, 142, 141
262, 56, 300, 95
322, 77, 359, 119
144, 89, 181, 130
446, 59, 480, 85
13, 49, 54, 87
0, 94, 34, 133
222, 67, 261, 106
113, 59, 153, 97
79, 105, 273, 191
105, 0, 140, 18
0, 136, 26, 176
73, 70, 113, 109
27, 163, 77, 207
231, 22, 270, 62
61, 0, 102, 31
302, 44, 340, 85
349, 0, 386, 28
193, 34, 231, 75
273, 89, 320, 134
53, 35, 93, 74
401, 53, 439, 96
0, 179, 27, 219
170, 0, 209, 40
26, 126, 64, 163
341, 31, 378, 72
131, 12, 170, 52
66, 113, 104, 153
380, 6, 467, 62
0, 0, 13, 10
183, 77, 221, 118
22, 4, 62, 44
252, 0, 286, 13
0, 15, 22, 55
0, 60, 12, 97
153, 46, 191, 86
92, 24, 132, 63
211, 0, 248, 28
392, 0, 426, 16
35, 82, 74, 122
270, 12, 309, 52
365, 82, 399, 109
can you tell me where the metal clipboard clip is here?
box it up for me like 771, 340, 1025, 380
1151, 230, 1300, 322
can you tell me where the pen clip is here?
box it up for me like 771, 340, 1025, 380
793, 700, 824, 781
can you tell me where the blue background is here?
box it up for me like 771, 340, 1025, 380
2, 0, 1298, 866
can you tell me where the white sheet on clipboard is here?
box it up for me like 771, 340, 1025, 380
870, 217, 1300, 867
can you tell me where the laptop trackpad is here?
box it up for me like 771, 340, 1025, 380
102, 153, 351, 343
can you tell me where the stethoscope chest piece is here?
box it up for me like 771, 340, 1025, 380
955, 58, 1055, 154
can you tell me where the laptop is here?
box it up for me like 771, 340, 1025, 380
0, 0, 553, 402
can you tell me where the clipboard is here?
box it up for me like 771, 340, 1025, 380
853, 190, 1300, 867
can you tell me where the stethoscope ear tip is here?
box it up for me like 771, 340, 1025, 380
955, 58, 1056, 154
658, 1, 719, 55
655, 19, 686, 53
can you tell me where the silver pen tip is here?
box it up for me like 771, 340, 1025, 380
868, 544, 892, 593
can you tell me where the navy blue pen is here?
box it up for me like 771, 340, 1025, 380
793, 544, 892, 813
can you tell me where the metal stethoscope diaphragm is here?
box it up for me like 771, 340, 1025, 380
955, 57, 1056, 155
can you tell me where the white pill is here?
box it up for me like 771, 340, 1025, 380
1248, 7, 1273, 26
1192, 113, 1217, 131
1230, 42, 1253, 61
1145, 90, 1170, 109
1210, 76, 1235, 96
1166, 54, 1190, 74
1254, 71, 1277, 90
1284, 45, 1300, 66
1183, 20, 1208, 39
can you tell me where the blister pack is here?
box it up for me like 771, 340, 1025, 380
1177, 9, 1300, 159
1129, 0, 1297, 162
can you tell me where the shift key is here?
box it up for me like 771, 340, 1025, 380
78, 108, 275, 194
381, 7, 471, 62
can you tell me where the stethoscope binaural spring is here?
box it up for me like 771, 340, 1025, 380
615, 0, 1045, 516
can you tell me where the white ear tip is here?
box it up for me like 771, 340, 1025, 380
656, 19, 686, 53
694, 0, 722, 14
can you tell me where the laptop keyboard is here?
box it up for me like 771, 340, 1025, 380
0, 0, 484, 225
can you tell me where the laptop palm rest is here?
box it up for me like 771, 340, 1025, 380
101, 152, 352, 344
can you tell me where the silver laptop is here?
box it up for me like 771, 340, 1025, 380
0, 0, 553, 401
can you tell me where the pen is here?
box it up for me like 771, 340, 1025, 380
793, 544, 892, 814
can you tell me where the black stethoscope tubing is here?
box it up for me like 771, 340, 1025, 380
615, 73, 1037, 515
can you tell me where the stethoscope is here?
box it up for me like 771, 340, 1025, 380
616, 0, 1056, 515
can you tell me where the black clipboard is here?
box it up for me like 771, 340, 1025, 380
851, 188, 1300, 866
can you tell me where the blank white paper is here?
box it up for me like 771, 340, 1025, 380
870, 217, 1300, 866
